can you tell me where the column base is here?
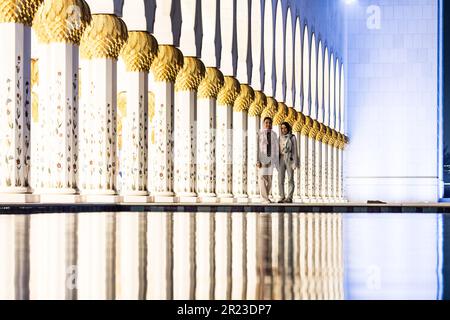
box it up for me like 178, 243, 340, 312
176, 196, 198, 203
0, 193, 40, 204
249, 196, 262, 203
152, 196, 176, 203
81, 194, 121, 203
197, 195, 218, 203
218, 194, 235, 204
40, 194, 82, 204
234, 196, 249, 204
121, 195, 153, 203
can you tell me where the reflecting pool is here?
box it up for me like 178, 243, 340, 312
0, 212, 446, 300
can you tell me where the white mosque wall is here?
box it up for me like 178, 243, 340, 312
345, 0, 440, 203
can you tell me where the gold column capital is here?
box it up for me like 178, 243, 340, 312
0, 0, 42, 25
261, 97, 278, 119
329, 129, 338, 146
293, 112, 306, 133
175, 56, 206, 92
120, 31, 158, 72
273, 102, 288, 126
285, 107, 297, 127
150, 45, 184, 82
198, 67, 225, 99
233, 84, 254, 112
301, 116, 313, 136
33, 0, 91, 45
322, 127, 332, 144
308, 119, 320, 139
248, 91, 267, 117
337, 133, 346, 149
217, 76, 240, 106
80, 14, 128, 59
316, 123, 326, 141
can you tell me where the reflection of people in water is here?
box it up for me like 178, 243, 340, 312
256, 117, 279, 204
277, 122, 299, 203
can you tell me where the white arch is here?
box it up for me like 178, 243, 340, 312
310, 33, 317, 120
179, 0, 199, 57
264, 0, 275, 96
154, 0, 176, 45
340, 63, 345, 133
121, 0, 149, 31
201, 0, 219, 67
220, 0, 235, 75
317, 41, 324, 123
302, 25, 310, 115
329, 52, 335, 129
274, 0, 284, 102
324, 47, 330, 126
294, 16, 302, 111
285, 7, 294, 106
335, 57, 341, 133
251, 0, 263, 91
237, 0, 250, 84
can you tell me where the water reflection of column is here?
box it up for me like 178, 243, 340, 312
173, 212, 196, 299
292, 213, 301, 299
259, 213, 273, 300
298, 212, 307, 299
246, 212, 259, 299
216, 78, 240, 202
77, 213, 116, 299
30, 213, 77, 299
337, 214, 344, 299
231, 212, 247, 299
313, 214, 322, 299
320, 213, 329, 300
146, 212, 173, 299
195, 212, 215, 299
305, 213, 315, 299
326, 213, 334, 299
0, 215, 30, 299
116, 212, 147, 299
271, 213, 285, 299
215, 212, 232, 299
331, 213, 339, 299
284, 213, 294, 300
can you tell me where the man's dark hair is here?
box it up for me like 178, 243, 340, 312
263, 117, 273, 124
281, 122, 292, 134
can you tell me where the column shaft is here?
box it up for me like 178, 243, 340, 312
247, 116, 260, 201
216, 104, 233, 201
232, 111, 248, 201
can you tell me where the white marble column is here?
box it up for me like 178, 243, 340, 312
328, 131, 337, 202
196, 68, 224, 203
78, 14, 128, 203
0, 1, 41, 202
148, 45, 184, 202
216, 77, 240, 203
271, 103, 288, 201
321, 129, 331, 202
118, 32, 157, 202
233, 85, 254, 202
32, 0, 91, 203
315, 125, 326, 202
174, 57, 205, 203
247, 92, 266, 202
332, 132, 340, 201
293, 113, 308, 202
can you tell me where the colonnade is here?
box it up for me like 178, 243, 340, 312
0, 0, 348, 203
